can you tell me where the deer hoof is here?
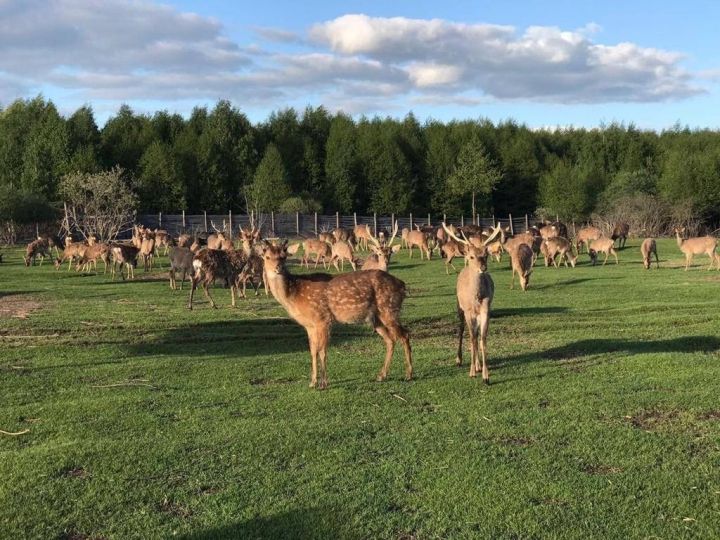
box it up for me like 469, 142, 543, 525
455, 357, 462, 367
376, 373, 387, 382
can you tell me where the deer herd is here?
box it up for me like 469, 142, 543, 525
18, 217, 719, 388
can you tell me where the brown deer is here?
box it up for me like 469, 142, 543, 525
262, 241, 413, 389
405, 228, 432, 259
510, 243, 534, 291
611, 222, 630, 248
544, 237, 578, 268
538, 222, 559, 241
55, 242, 88, 271
575, 226, 603, 253
674, 228, 718, 270
330, 240, 357, 272
188, 249, 246, 309
440, 237, 464, 274
295, 238, 332, 269
442, 223, 502, 382
206, 222, 228, 250
140, 230, 156, 271
177, 233, 193, 248
318, 227, 336, 245
400, 227, 410, 248
24, 239, 51, 267
332, 227, 355, 246
361, 223, 400, 271
353, 224, 373, 251
168, 246, 195, 289
588, 237, 619, 266
110, 244, 139, 280
237, 226, 266, 297
640, 238, 659, 270
77, 241, 111, 273
154, 229, 172, 255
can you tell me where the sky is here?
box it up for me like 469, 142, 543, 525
1, 0, 720, 129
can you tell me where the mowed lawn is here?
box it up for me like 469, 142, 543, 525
1, 238, 719, 539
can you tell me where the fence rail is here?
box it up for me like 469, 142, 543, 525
136, 212, 533, 238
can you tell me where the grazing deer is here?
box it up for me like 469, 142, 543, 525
24, 239, 51, 267
330, 240, 357, 272
588, 237, 619, 266
443, 223, 501, 382
405, 228, 432, 260
674, 228, 718, 270
262, 241, 413, 389
362, 223, 400, 271
318, 227, 335, 245
640, 238, 659, 270
611, 222, 630, 249
544, 237, 577, 268
188, 249, 246, 309
353, 224, 373, 251
77, 242, 111, 273
110, 244, 139, 280
575, 226, 603, 254
55, 242, 88, 271
168, 247, 195, 290
510, 243, 534, 291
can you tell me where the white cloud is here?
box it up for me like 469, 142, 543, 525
0, 4, 707, 116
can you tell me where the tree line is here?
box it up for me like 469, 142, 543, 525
1, 96, 720, 232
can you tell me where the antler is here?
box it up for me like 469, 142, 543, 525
443, 223, 469, 246
387, 221, 399, 246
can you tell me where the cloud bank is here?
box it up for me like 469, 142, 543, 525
0, 2, 705, 114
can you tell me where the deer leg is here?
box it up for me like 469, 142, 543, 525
685, 254, 691, 270
603, 252, 609, 266
395, 323, 413, 380
708, 252, 715, 271
478, 308, 490, 384
314, 254, 321, 269
456, 308, 465, 366
317, 326, 330, 389
374, 323, 395, 382
613, 250, 619, 265
202, 282, 217, 309
187, 274, 199, 309
306, 328, 318, 388
468, 317, 479, 378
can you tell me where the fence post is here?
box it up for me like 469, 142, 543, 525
391, 213, 395, 231
336, 212, 340, 229
314, 212, 318, 235
427, 213, 431, 226
443, 213, 446, 224
271, 211, 275, 236
409, 213, 413, 230
509, 214, 514, 235
461, 215, 464, 227
296, 212, 300, 235
373, 212, 378, 235
353, 212, 357, 227
203, 211, 207, 232
229, 210, 233, 237
556, 214, 560, 223
525, 214, 529, 231
158, 212, 162, 228
182, 210, 186, 229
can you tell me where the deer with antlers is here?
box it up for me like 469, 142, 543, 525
640, 238, 659, 270
188, 249, 246, 309
361, 222, 400, 271
262, 240, 412, 389
443, 223, 502, 382
674, 228, 718, 270
237, 225, 266, 297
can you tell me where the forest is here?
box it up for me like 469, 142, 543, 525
1, 96, 720, 233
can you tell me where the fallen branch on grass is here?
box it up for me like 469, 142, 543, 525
0, 429, 30, 436
91, 379, 155, 389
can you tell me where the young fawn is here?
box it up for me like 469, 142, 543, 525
262, 241, 413, 389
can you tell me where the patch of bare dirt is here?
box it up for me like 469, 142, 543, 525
249, 377, 296, 386
697, 410, 720, 421
0, 295, 42, 319
499, 436, 535, 447
61, 466, 90, 479
625, 409, 680, 431
158, 498, 192, 519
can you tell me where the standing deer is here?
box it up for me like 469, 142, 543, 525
188, 249, 246, 309
262, 241, 413, 389
110, 244, 139, 280
544, 237, 578, 268
674, 228, 718, 270
318, 228, 335, 245
295, 238, 332, 269
330, 240, 357, 272
77, 242, 111, 273
575, 226, 603, 254
168, 246, 195, 290
353, 224, 373, 251
154, 229, 172, 255
443, 223, 502, 382
588, 237, 619, 266
207, 222, 229, 250
640, 238, 659, 270
24, 239, 51, 267
237, 226, 266, 297
611, 222, 630, 249
140, 230, 156, 272
405, 228, 432, 260
440, 237, 464, 274
510, 243, 534, 291
177, 234, 193, 248
55, 242, 88, 271
361, 223, 400, 271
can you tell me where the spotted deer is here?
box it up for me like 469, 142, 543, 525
353, 223, 373, 251
443, 223, 502, 382
188, 248, 246, 309
330, 240, 357, 272
674, 227, 718, 270
237, 226, 266, 297
640, 238, 659, 270
262, 241, 413, 389
362, 222, 400, 271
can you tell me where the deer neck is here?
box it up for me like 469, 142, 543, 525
264, 267, 297, 308
675, 232, 683, 249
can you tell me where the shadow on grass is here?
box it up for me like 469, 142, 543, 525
498, 336, 720, 368
127, 318, 357, 359
493, 306, 569, 318
0, 290, 45, 299
181, 508, 342, 540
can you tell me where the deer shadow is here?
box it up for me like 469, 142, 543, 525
180, 507, 343, 540
496, 336, 720, 369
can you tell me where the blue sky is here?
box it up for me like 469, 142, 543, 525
1, 0, 719, 129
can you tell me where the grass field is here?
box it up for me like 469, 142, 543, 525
1, 238, 719, 539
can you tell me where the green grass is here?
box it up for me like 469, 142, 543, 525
1, 239, 719, 539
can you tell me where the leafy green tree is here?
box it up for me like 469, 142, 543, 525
538, 159, 591, 221
137, 141, 186, 212
247, 144, 291, 212
448, 135, 501, 217
324, 113, 359, 212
